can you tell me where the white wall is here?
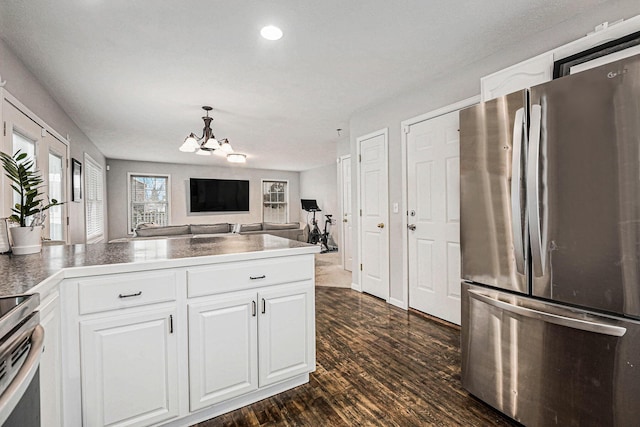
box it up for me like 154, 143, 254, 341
0, 38, 108, 244
299, 162, 339, 245
348, 4, 640, 306
106, 159, 301, 240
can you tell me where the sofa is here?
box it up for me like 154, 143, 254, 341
109, 222, 305, 243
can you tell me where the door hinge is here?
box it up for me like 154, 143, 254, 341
358, 154, 361, 162
359, 209, 362, 216
403, 126, 410, 134
66, 217, 69, 226
3, 122, 5, 137
360, 263, 363, 271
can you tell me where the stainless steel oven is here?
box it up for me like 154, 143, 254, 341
0, 294, 44, 427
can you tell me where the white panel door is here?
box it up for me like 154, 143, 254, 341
80, 307, 178, 427
407, 111, 461, 325
340, 155, 353, 271
188, 293, 258, 411
258, 282, 315, 387
358, 131, 389, 300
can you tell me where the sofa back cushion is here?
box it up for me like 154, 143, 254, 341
191, 223, 232, 234
263, 222, 300, 230
135, 224, 190, 237
239, 223, 263, 232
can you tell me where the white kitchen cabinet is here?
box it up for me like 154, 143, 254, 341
80, 306, 179, 427
61, 251, 316, 427
39, 291, 62, 427
258, 282, 315, 387
481, 52, 553, 101
188, 280, 315, 409
188, 292, 258, 411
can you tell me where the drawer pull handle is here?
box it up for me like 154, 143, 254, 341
252, 301, 257, 317
262, 298, 266, 314
250, 275, 266, 280
118, 291, 142, 299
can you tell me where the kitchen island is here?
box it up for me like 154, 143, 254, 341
4, 234, 319, 427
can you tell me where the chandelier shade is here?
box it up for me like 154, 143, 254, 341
227, 153, 247, 163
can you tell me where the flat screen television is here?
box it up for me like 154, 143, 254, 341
189, 178, 250, 212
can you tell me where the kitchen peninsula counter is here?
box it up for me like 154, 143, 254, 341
0, 233, 318, 295
18, 233, 318, 427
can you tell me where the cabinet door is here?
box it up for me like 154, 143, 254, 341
481, 53, 553, 101
258, 282, 315, 387
39, 292, 62, 427
80, 307, 178, 427
188, 293, 258, 411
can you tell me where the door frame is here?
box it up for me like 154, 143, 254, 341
337, 154, 351, 271
398, 96, 479, 310
356, 128, 389, 297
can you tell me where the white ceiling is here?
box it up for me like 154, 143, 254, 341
0, 0, 627, 171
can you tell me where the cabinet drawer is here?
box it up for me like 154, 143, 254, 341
78, 271, 177, 314
187, 255, 314, 298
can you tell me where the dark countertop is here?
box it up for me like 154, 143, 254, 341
0, 234, 318, 296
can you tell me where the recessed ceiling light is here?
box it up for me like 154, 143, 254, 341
260, 25, 283, 41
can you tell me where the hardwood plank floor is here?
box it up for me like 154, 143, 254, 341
195, 288, 518, 426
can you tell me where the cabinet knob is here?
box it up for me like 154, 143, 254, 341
377, 223, 385, 229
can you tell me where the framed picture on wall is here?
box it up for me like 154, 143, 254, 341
72, 158, 82, 202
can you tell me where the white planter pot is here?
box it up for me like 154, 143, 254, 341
10, 226, 42, 255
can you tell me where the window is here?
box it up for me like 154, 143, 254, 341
128, 173, 170, 233
85, 154, 104, 243
262, 180, 288, 223
11, 130, 36, 213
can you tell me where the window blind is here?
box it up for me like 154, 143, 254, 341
85, 155, 104, 242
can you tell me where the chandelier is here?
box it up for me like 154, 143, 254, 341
179, 106, 246, 163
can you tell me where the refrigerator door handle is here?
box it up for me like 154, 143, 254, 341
467, 289, 627, 337
511, 107, 525, 274
527, 104, 545, 277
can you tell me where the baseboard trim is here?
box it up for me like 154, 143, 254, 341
351, 282, 361, 292
160, 374, 309, 426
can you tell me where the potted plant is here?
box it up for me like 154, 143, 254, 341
0, 150, 63, 254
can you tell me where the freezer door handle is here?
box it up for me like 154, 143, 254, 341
467, 289, 627, 337
511, 107, 526, 274
527, 104, 545, 277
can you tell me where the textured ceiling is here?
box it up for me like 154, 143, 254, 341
0, 0, 626, 171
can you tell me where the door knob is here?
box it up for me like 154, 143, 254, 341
407, 224, 416, 231
377, 223, 385, 229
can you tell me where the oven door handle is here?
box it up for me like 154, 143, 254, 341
0, 324, 44, 426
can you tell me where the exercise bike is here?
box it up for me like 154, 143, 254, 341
301, 199, 337, 253
319, 214, 337, 253
301, 199, 322, 244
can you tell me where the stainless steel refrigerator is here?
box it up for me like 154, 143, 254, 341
460, 54, 640, 426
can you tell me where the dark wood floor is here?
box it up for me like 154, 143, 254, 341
196, 288, 517, 426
